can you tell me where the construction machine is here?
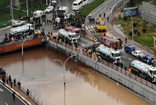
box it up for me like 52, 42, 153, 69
95, 14, 107, 32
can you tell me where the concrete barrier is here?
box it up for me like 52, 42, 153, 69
47, 40, 156, 105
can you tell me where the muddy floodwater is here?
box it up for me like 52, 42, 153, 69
0, 46, 150, 105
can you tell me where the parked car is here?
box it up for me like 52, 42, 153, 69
33, 10, 44, 18
131, 50, 144, 58
51, 0, 57, 5
12, 19, 25, 27
45, 6, 54, 13
124, 45, 135, 53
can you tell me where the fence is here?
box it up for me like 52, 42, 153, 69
141, 1, 156, 25
47, 38, 156, 104
109, 0, 129, 22
0, 74, 45, 105
48, 37, 156, 90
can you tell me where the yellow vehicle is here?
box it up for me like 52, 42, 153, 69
95, 15, 107, 32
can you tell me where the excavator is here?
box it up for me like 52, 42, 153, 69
95, 14, 107, 32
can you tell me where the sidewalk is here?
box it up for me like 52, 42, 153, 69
0, 76, 38, 105
105, 17, 156, 59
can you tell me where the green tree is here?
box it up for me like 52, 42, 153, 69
30, 0, 35, 12
130, 0, 136, 7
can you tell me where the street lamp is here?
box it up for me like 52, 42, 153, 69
17, 36, 30, 60
53, 54, 76, 87
26, 0, 29, 16
10, 0, 14, 20
123, 11, 134, 43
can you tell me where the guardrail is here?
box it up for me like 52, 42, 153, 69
0, 80, 32, 105
48, 37, 156, 90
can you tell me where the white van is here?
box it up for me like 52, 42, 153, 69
57, 6, 68, 17
33, 10, 44, 18
72, 0, 83, 11
82, 0, 88, 6
51, 0, 57, 5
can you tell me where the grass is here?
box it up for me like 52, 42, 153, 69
135, 0, 151, 7
0, 0, 48, 28
116, 16, 156, 48
75, 0, 106, 18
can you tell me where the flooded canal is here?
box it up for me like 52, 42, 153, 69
0, 46, 150, 105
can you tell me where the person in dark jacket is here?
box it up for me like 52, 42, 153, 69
9, 75, 12, 83
13, 79, 16, 86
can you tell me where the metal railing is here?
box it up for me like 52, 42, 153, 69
49, 38, 156, 90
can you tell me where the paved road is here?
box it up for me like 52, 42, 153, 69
0, 84, 25, 105
84, 0, 156, 68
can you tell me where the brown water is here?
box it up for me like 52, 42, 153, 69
0, 47, 150, 105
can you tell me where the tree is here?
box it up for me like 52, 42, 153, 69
130, 0, 135, 7
30, 0, 35, 12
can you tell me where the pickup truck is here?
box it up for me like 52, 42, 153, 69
141, 55, 154, 65
124, 45, 135, 53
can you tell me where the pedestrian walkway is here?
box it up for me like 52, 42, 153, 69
85, 24, 96, 30
0, 76, 38, 105
106, 16, 156, 59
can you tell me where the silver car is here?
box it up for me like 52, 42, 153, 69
131, 50, 144, 58
12, 19, 25, 27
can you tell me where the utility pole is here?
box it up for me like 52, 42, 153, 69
26, 0, 29, 16
46, 0, 48, 5
10, 0, 14, 20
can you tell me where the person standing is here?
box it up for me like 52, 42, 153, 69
13, 79, 16, 86
17, 82, 21, 89
125, 38, 127, 44
104, 13, 105, 18
26, 89, 30, 97
2, 76, 5, 84
8, 75, 11, 83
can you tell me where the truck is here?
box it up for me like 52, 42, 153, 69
9, 23, 34, 36
95, 15, 107, 32
141, 55, 154, 65
57, 6, 68, 18
102, 36, 122, 49
124, 45, 135, 53
95, 44, 122, 63
130, 60, 156, 82
58, 29, 79, 43
64, 26, 81, 39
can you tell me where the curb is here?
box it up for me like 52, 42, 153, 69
0, 80, 32, 105
88, 0, 109, 16
0, 3, 51, 31
0, 25, 12, 30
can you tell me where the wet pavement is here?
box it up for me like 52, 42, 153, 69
0, 46, 150, 105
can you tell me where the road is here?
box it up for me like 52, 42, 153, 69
84, 0, 156, 68
0, 0, 155, 70
0, 0, 155, 78
0, 84, 25, 105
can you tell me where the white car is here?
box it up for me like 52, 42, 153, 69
131, 50, 144, 58
33, 10, 44, 18
12, 19, 25, 27
64, 14, 71, 20
45, 6, 54, 13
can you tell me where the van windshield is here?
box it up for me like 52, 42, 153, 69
152, 71, 156, 75
69, 35, 77, 38
73, 3, 77, 6
112, 53, 121, 57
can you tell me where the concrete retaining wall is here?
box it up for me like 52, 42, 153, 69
47, 40, 156, 105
